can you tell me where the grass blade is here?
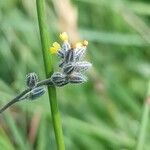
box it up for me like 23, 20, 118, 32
136, 81, 150, 150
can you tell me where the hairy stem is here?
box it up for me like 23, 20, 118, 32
36, 0, 65, 150
0, 89, 30, 113
0, 78, 53, 113
136, 81, 150, 150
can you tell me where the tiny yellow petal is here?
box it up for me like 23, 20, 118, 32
53, 42, 61, 49
59, 32, 68, 42
83, 40, 88, 46
50, 47, 57, 54
49, 42, 61, 54
75, 42, 83, 48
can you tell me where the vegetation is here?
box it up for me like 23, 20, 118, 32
0, 0, 150, 150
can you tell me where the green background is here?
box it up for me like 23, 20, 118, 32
0, 0, 150, 149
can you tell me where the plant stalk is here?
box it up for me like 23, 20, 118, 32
36, 0, 65, 149
136, 81, 150, 150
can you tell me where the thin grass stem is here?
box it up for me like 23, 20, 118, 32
36, 0, 65, 149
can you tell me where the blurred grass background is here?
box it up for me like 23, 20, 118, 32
0, 0, 150, 149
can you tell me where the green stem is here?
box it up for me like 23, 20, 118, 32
136, 81, 150, 150
36, 0, 65, 150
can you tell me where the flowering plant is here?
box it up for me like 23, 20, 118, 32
0, 32, 92, 113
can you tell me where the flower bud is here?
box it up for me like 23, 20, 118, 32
59, 60, 65, 68
65, 49, 75, 63
74, 61, 92, 72
62, 42, 71, 52
58, 50, 65, 58
20, 87, 46, 100
63, 63, 75, 75
51, 72, 68, 87
75, 47, 86, 61
26, 72, 38, 88
29, 87, 46, 100
69, 73, 87, 84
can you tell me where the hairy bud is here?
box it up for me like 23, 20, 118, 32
65, 49, 75, 63
62, 42, 71, 51
74, 61, 92, 72
26, 72, 38, 88
63, 63, 75, 75
20, 87, 46, 100
69, 73, 87, 84
51, 72, 68, 87
75, 47, 86, 61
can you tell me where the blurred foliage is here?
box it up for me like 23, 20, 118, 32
0, 0, 150, 150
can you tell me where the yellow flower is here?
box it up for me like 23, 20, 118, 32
75, 40, 88, 49
49, 42, 61, 54
53, 42, 61, 49
75, 42, 83, 48
59, 32, 68, 42
82, 40, 88, 46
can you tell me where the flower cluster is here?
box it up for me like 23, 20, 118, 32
0, 32, 92, 113
17, 32, 92, 100
50, 32, 92, 87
